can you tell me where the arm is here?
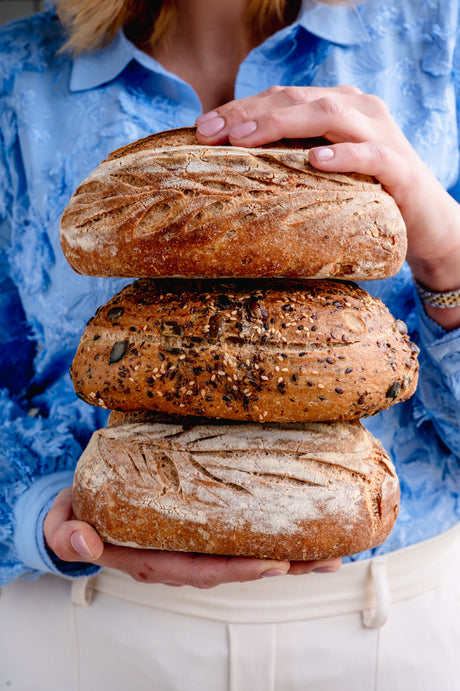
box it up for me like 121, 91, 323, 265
195, 84, 460, 456
196, 85, 460, 332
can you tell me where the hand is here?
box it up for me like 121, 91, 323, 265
44, 487, 341, 587
196, 86, 460, 328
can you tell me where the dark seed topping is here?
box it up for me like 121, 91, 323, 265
109, 340, 129, 364
386, 381, 401, 400
107, 306, 124, 321
217, 294, 232, 310
325, 357, 335, 364
345, 367, 353, 374
208, 313, 224, 341
335, 387, 344, 394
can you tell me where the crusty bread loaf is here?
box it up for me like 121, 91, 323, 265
70, 277, 419, 422
72, 418, 400, 560
59, 127, 406, 281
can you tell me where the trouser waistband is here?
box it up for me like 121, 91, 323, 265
71, 525, 460, 629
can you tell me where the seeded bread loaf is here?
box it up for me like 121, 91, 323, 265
70, 277, 419, 422
59, 127, 406, 281
72, 418, 400, 560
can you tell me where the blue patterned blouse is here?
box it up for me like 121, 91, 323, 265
1, 0, 460, 583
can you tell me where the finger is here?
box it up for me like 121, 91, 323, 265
288, 558, 342, 576
224, 98, 373, 149
44, 487, 104, 562
196, 85, 363, 144
99, 547, 291, 588
308, 141, 413, 203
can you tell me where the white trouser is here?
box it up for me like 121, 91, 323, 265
1, 526, 460, 691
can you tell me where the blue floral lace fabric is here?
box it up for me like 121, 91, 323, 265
1, 0, 460, 582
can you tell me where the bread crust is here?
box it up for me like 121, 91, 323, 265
60, 127, 406, 280
72, 418, 399, 560
70, 277, 419, 422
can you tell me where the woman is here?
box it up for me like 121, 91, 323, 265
1, 0, 460, 688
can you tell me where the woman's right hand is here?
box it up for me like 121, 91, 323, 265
44, 487, 341, 587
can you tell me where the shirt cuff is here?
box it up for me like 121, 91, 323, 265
415, 292, 460, 379
14, 471, 100, 579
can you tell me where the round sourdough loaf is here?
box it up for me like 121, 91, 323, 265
59, 127, 406, 281
70, 277, 419, 422
72, 417, 400, 560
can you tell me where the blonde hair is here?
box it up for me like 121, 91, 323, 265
56, 0, 343, 55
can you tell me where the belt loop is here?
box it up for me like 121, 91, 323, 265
362, 557, 390, 629
71, 576, 96, 607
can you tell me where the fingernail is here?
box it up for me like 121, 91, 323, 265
196, 110, 219, 125
311, 147, 335, 161
229, 120, 258, 139
197, 116, 225, 137
70, 530, 93, 557
260, 568, 288, 578
312, 566, 339, 574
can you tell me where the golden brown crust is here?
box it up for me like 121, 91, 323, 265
59, 127, 406, 280
70, 278, 419, 422
72, 418, 400, 560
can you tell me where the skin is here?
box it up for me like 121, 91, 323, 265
45, 0, 460, 584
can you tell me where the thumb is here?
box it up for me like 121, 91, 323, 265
44, 486, 104, 562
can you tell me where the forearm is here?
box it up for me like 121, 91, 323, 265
402, 180, 460, 331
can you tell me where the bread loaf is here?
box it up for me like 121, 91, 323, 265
60, 127, 406, 281
72, 418, 400, 560
70, 277, 419, 423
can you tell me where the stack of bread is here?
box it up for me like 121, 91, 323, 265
60, 127, 419, 561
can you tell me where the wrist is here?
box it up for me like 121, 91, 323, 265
407, 241, 460, 295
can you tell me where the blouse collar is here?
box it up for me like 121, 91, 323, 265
70, 0, 370, 92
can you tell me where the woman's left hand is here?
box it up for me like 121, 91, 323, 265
196, 86, 460, 328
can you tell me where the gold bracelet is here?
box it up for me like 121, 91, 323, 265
414, 279, 460, 308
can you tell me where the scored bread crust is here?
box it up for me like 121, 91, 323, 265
72, 418, 400, 560
70, 277, 419, 423
59, 127, 407, 280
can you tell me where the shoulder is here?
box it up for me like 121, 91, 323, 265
357, 0, 460, 35
0, 10, 68, 93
